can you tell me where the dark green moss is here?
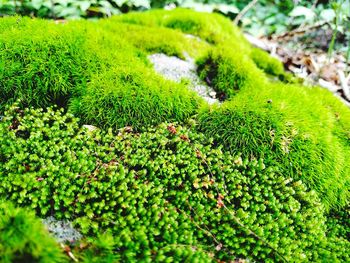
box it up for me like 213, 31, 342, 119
1, 103, 343, 262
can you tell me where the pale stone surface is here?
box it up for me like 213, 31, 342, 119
43, 216, 82, 243
148, 53, 218, 104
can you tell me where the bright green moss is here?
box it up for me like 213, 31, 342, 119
70, 65, 203, 130
198, 83, 350, 209
114, 8, 250, 48
99, 19, 211, 59
197, 46, 267, 98
0, 17, 96, 109
0, 200, 66, 263
251, 47, 286, 78
1, 9, 350, 261
1, 103, 348, 262
0, 14, 206, 129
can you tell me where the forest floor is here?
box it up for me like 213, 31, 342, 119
245, 28, 350, 106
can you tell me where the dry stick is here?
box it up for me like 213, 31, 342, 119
191, 144, 289, 263
234, 0, 259, 25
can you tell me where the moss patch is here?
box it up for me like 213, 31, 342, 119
1, 103, 347, 262
198, 83, 350, 209
0, 8, 349, 261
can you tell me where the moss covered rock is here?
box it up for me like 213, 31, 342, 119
0, 8, 349, 262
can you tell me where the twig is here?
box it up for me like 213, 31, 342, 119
233, 0, 259, 25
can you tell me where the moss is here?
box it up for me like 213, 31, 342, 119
1, 9, 350, 261
114, 8, 250, 48
99, 19, 211, 59
1, 103, 342, 262
196, 46, 267, 99
0, 14, 207, 129
0, 17, 96, 109
198, 83, 350, 209
250, 47, 286, 78
70, 65, 203, 130
0, 200, 66, 263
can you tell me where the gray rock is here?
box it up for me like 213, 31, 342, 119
42, 216, 82, 243
148, 53, 219, 104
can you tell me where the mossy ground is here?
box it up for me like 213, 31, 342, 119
0, 8, 349, 262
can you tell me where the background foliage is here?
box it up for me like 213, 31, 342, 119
0, 0, 348, 55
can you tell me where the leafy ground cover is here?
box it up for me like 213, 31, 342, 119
0, 8, 349, 262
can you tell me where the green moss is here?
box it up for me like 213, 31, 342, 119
1, 103, 348, 262
251, 47, 285, 78
198, 83, 350, 209
114, 8, 250, 48
0, 200, 66, 263
70, 65, 203, 130
0, 17, 96, 109
99, 19, 211, 59
1, 9, 350, 261
197, 46, 266, 98
0, 14, 207, 129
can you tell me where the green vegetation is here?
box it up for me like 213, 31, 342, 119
196, 46, 266, 98
0, 200, 66, 263
0, 14, 206, 130
250, 48, 286, 78
0, 18, 94, 109
0, 8, 349, 262
1, 103, 349, 262
198, 82, 350, 209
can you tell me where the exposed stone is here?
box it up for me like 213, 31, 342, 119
42, 217, 82, 243
148, 53, 219, 104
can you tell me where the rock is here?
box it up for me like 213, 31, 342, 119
42, 216, 82, 243
148, 53, 219, 104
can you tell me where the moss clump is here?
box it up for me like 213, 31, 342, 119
0, 14, 206, 129
98, 19, 210, 59
1, 103, 348, 262
0, 17, 97, 109
70, 64, 203, 130
251, 47, 286, 78
113, 8, 250, 48
0, 200, 66, 263
197, 46, 266, 99
198, 83, 350, 209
